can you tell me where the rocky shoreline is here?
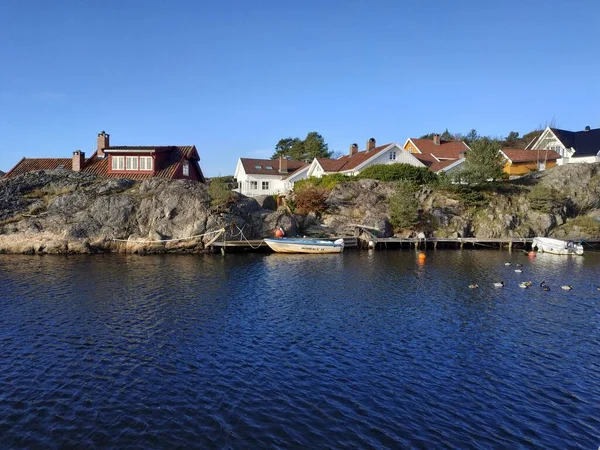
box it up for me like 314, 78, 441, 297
1, 163, 599, 254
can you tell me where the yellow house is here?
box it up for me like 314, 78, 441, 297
500, 148, 561, 177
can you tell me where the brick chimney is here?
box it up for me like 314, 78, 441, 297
366, 138, 376, 152
97, 131, 110, 157
349, 143, 358, 156
433, 134, 441, 145
278, 156, 288, 173
72, 150, 85, 172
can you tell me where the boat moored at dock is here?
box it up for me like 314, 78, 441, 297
532, 237, 584, 256
263, 237, 344, 254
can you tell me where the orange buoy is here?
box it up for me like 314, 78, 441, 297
418, 252, 426, 262
274, 227, 284, 238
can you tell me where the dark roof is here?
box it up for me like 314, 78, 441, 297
240, 158, 307, 175
501, 148, 561, 163
551, 127, 600, 157
3, 158, 73, 178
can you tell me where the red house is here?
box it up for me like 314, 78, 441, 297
3, 131, 205, 182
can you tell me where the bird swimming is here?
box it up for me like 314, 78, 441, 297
561, 285, 573, 291
504, 262, 512, 266
514, 269, 523, 273
515, 263, 523, 267
468, 284, 479, 289
493, 282, 504, 288
519, 282, 529, 289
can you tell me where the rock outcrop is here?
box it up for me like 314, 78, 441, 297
0, 163, 599, 254
0, 171, 291, 254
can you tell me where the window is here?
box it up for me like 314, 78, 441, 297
183, 160, 190, 176
265, 165, 273, 170
262, 181, 269, 190
140, 157, 153, 171
254, 165, 262, 169
389, 151, 397, 160
250, 181, 258, 190
126, 156, 138, 170
111, 156, 124, 170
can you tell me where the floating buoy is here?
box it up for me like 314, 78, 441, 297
368, 240, 375, 249
528, 251, 536, 257
418, 252, 426, 261
274, 227, 284, 238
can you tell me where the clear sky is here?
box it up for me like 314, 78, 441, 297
1, 0, 599, 176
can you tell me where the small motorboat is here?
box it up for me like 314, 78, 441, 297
532, 237, 584, 256
264, 237, 345, 254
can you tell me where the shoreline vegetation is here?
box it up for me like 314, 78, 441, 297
0, 163, 599, 255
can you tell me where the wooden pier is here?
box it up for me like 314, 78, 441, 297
209, 233, 599, 253
358, 236, 534, 250
211, 237, 358, 253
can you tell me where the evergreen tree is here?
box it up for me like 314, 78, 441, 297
271, 132, 331, 161
461, 137, 505, 183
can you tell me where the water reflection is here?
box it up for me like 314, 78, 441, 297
0, 251, 599, 448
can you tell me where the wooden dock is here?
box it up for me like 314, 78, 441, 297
358, 236, 534, 250
211, 237, 358, 253
209, 234, 599, 253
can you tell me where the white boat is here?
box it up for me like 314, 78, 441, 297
263, 237, 344, 254
532, 237, 584, 256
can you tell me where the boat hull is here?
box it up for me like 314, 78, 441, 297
264, 238, 344, 254
532, 237, 584, 255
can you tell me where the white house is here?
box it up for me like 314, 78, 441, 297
233, 157, 308, 196
526, 126, 600, 164
403, 135, 468, 174
305, 138, 427, 178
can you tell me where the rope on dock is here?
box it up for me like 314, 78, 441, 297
112, 228, 226, 244
232, 223, 265, 249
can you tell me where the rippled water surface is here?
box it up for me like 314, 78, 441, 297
1, 250, 599, 448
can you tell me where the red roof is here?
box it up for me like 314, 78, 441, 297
3, 146, 204, 182
409, 139, 469, 160
240, 158, 307, 175
501, 148, 561, 163
3, 158, 73, 178
316, 143, 394, 173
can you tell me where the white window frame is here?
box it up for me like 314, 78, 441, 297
140, 157, 153, 171
126, 156, 138, 171
250, 181, 258, 190
111, 156, 125, 170
262, 181, 269, 190
183, 160, 190, 176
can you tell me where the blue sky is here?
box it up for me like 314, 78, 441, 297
1, 0, 599, 176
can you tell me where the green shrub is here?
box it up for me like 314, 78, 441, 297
527, 184, 566, 212
294, 173, 353, 193
208, 178, 233, 207
389, 180, 420, 228
358, 164, 438, 184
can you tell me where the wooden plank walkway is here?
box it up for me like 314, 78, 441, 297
210, 236, 599, 252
